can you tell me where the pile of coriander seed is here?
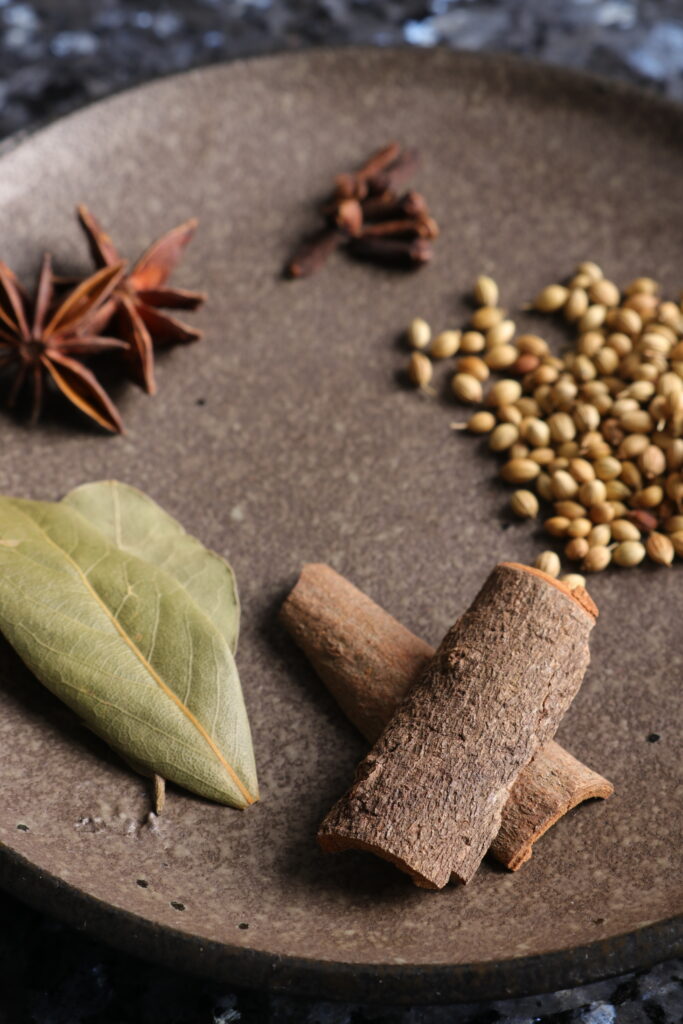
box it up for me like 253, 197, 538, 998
406, 262, 683, 587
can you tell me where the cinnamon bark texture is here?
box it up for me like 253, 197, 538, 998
315, 563, 597, 888
279, 563, 612, 871
280, 563, 433, 743
488, 740, 612, 870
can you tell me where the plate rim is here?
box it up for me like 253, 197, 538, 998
0, 45, 681, 1004
2, 42, 683, 164
3, 843, 682, 1004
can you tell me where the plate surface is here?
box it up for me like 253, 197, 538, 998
0, 49, 681, 1004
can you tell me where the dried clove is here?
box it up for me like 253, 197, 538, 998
285, 144, 439, 278
348, 237, 433, 268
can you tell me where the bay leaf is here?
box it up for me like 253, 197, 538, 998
62, 480, 240, 654
0, 497, 258, 808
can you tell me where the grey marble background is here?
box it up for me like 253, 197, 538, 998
0, 1, 682, 1022
1, 0, 683, 141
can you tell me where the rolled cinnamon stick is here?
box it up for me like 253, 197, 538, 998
279, 563, 612, 872
489, 741, 613, 871
317, 564, 597, 888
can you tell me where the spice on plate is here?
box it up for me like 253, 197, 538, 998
285, 143, 439, 277
429, 330, 461, 359
0, 208, 204, 432
317, 563, 597, 888
406, 264, 683, 576
77, 206, 206, 395
0, 256, 127, 432
510, 489, 539, 518
407, 316, 431, 350
407, 351, 433, 391
280, 563, 612, 873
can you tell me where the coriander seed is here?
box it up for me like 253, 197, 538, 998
670, 531, 683, 557
613, 540, 646, 567
534, 285, 569, 313
589, 501, 615, 524
471, 306, 504, 331
589, 279, 620, 307
452, 373, 483, 404
408, 317, 431, 350
522, 418, 551, 447
567, 517, 592, 538
564, 288, 589, 322
485, 345, 518, 371
573, 403, 600, 433
633, 484, 664, 508
489, 379, 522, 406
457, 356, 490, 381
408, 352, 433, 390
551, 470, 579, 500
536, 472, 554, 501
510, 490, 539, 518
517, 334, 549, 357
489, 423, 520, 452
611, 519, 641, 541
500, 458, 541, 484
639, 445, 667, 479
512, 353, 540, 375
578, 479, 607, 506
619, 461, 643, 490
568, 457, 595, 483
544, 516, 571, 537
474, 274, 499, 307
604, 479, 631, 501
530, 447, 555, 465
646, 532, 674, 566
561, 573, 587, 589
464, 410, 496, 433
497, 404, 523, 425
576, 261, 603, 282
548, 412, 576, 443
535, 550, 561, 577
588, 524, 611, 546
565, 537, 589, 561
618, 434, 649, 458
554, 500, 586, 519
594, 456, 622, 481
460, 330, 486, 353
625, 277, 659, 296
583, 546, 611, 573
509, 442, 531, 460
486, 320, 516, 347
609, 308, 642, 337
578, 305, 607, 332
429, 330, 461, 359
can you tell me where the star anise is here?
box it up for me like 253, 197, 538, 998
77, 206, 206, 395
0, 254, 128, 432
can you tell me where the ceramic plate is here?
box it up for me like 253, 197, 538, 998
0, 49, 681, 1004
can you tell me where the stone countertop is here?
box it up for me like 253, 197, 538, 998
1, 0, 683, 140
0, 2, 682, 1022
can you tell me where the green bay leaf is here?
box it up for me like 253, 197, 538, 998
0, 497, 257, 808
62, 480, 240, 654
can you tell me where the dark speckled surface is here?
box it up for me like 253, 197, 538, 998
1, 10, 683, 1024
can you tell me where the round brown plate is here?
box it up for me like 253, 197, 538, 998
0, 49, 681, 1005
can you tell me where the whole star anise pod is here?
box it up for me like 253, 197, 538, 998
0, 254, 128, 432
77, 206, 205, 395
